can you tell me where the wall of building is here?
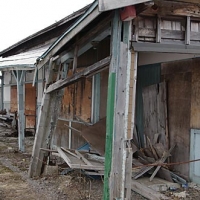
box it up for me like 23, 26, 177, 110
161, 58, 200, 179
52, 37, 110, 149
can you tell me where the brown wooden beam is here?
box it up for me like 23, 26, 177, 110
46, 56, 110, 93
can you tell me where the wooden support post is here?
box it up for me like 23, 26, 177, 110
1, 72, 4, 110
103, 10, 121, 200
103, 11, 138, 200
186, 16, 191, 45
28, 59, 67, 177
13, 70, 25, 152
92, 73, 100, 123
156, 15, 161, 43
72, 45, 78, 74
68, 121, 72, 149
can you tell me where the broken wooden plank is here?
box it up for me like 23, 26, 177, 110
57, 147, 104, 171
149, 145, 175, 181
132, 180, 170, 200
147, 137, 159, 160
85, 153, 105, 163
61, 147, 80, 159
154, 143, 165, 159
75, 150, 92, 166
64, 124, 81, 133
57, 147, 72, 167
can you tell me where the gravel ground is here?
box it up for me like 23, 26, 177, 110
1, 126, 200, 199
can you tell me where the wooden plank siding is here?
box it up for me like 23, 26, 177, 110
134, 14, 200, 45
161, 59, 193, 178
10, 85, 17, 113
25, 83, 36, 129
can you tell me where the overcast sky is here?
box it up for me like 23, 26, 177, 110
0, 0, 93, 52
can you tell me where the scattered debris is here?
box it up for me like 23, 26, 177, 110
173, 191, 187, 198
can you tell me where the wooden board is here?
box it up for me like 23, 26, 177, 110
25, 83, 36, 129
142, 82, 167, 148
57, 147, 104, 171
162, 59, 192, 178
80, 118, 106, 156
100, 69, 109, 119
60, 70, 92, 122
10, 85, 17, 113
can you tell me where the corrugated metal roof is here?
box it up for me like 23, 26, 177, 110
0, 45, 50, 70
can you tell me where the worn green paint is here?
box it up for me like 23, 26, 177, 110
136, 64, 161, 147
103, 72, 116, 200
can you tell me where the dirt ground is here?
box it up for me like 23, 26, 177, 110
0, 125, 200, 200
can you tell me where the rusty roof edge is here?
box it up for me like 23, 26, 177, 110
0, 4, 91, 56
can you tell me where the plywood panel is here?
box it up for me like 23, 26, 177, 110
10, 85, 17, 113
136, 64, 161, 147
75, 79, 92, 122
162, 61, 192, 178
25, 83, 36, 129
61, 74, 92, 122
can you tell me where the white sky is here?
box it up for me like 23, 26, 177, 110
0, 0, 93, 52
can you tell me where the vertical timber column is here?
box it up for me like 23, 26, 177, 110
29, 60, 68, 178
104, 12, 138, 199
92, 73, 100, 123
1, 72, 4, 110
29, 59, 55, 177
103, 10, 122, 200
16, 70, 25, 152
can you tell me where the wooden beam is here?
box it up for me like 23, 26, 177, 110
28, 59, 55, 177
186, 16, 191, 45
156, 16, 161, 43
132, 42, 200, 54
132, 180, 169, 200
29, 59, 67, 177
46, 56, 110, 93
72, 45, 78, 74
103, 11, 122, 200
91, 73, 100, 123
16, 70, 25, 152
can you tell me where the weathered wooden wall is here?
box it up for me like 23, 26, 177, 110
25, 83, 36, 129
190, 59, 200, 129
53, 38, 110, 149
161, 59, 193, 178
10, 85, 17, 113
60, 78, 92, 122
